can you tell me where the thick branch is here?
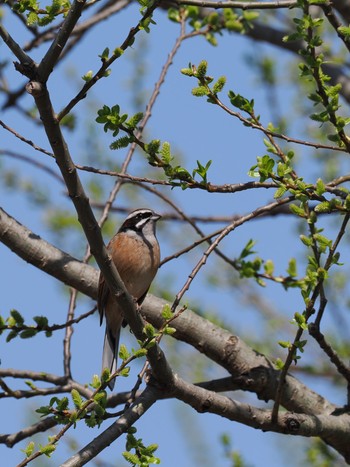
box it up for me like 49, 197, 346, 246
2, 209, 350, 460
0, 207, 97, 298
25, 80, 174, 389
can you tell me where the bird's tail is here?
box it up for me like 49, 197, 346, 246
102, 327, 120, 390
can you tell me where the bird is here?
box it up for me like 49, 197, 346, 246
97, 208, 161, 390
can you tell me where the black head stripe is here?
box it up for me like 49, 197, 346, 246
119, 209, 153, 233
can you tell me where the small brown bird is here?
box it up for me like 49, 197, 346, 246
98, 208, 161, 390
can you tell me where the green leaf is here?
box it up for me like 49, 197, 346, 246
99, 47, 110, 61
0, 315, 5, 334
82, 70, 94, 82
239, 239, 256, 259
93, 391, 107, 406
180, 67, 195, 77
275, 358, 284, 369
91, 374, 101, 389
228, 91, 253, 113
225, 19, 243, 32
212, 76, 226, 94
119, 366, 130, 377
300, 235, 313, 247
315, 178, 325, 195
123, 452, 140, 464
10, 310, 24, 326
6, 330, 18, 342
126, 112, 143, 130
192, 159, 212, 183
33, 315, 49, 329
21, 441, 35, 457
313, 233, 332, 248
287, 258, 297, 277
168, 8, 181, 23
289, 203, 307, 217
160, 142, 172, 164
119, 344, 130, 361
20, 329, 37, 339
338, 26, 350, 38
71, 389, 83, 409
293, 312, 308, 330
274, 185, 287, 199
278, 340, 291, 349
264, 259, 274, 275
243, 11, 259, 21
161, 304, 172, 320
113, 47, 124, 58
56, 396, 69, 411
101, 367, 110, 383
110, 136, 133, 150
144, 323, 155, 338
196, 60, 208, 78
39, 444, 56, 457
192, 86, 208, 97
133, 348, 148, 358
27, 11, 38, 25
314, 201, 332, 213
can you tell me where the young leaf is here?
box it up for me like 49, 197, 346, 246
71, 389, 83, 409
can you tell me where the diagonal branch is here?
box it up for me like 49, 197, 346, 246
58, 0, 163, 120
0, 206, 335, 414
3, 207, 350, 460
37, 0, 88, 81
60, 384, 161, 467
0, 25, 35, 68
25, 76, 174, 388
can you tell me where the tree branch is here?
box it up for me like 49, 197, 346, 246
175, 0, 316, 9
60, 385, 161, 467
2, 208, 350, 460
0, 207, 98, 298
0, 25, 35, 70
37, 0, 88, 81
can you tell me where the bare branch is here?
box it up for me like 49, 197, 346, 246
0, 25, 35, 70
175, 0, 316, 9
0, 417, 57, 448
37, 0, 88, 82
171, 196, 293, 309
0, 207, 98, 298
0, 120, 53, 157
63, 289, 77, 378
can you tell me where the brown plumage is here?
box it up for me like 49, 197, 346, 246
97, 209, 161, 390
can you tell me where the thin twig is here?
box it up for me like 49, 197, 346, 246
175, 0, 321, 9
272, 212, 350, 421
0, 308, 96, 335
57, 0, 163, 120
308, 324, 350, 385
0, 149, 62, 183
171, 196, 293, 311
63, 289, 77, 378
208, 93, 347, 153
0, 120, 53, 157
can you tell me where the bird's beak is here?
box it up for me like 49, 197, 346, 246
152, 212, 162, 222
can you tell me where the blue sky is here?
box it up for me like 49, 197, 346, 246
1, 2, 348, 466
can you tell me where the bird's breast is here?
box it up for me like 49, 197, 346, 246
108, 231, 160, 299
